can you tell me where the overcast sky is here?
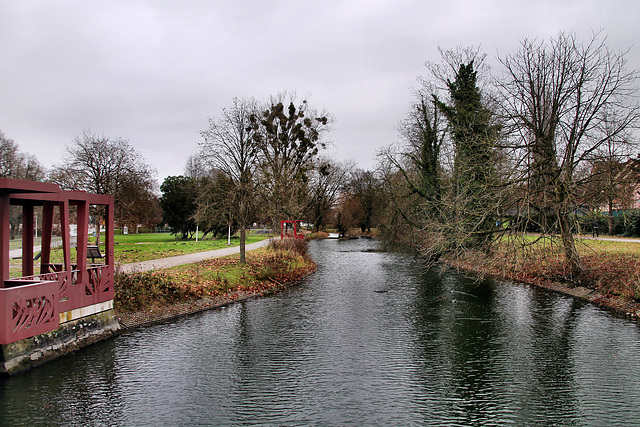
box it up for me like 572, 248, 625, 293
1, 0, 639, 183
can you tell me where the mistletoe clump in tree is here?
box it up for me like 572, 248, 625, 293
250, 95, 330, 227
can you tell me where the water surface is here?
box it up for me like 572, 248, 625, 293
2, 238, 640, 425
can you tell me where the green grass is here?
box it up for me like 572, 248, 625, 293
10, 231, 270, 273
580, 238, 640, 255
115, 233, 183, 244
113, 232, 268, 264
114, 243, 317, 312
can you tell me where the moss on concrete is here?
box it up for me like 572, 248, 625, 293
0, 310, 119, 376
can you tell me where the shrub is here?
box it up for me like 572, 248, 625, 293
268, 237, 308, 257
578, 211, 606, 235
114, 271, 185, 312
114, 239, 317, 313
611, 210, 640, 237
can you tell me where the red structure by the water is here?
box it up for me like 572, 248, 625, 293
0, 178, 114, 345
280, 220, 305, 240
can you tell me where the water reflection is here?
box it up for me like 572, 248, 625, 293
2, 238, 640, 425
0, 338, 124, 425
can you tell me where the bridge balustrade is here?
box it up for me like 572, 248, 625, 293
0, 178, 114, 345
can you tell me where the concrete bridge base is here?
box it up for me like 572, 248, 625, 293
0, 310, 120, 376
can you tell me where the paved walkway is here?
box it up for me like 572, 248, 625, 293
525, 233, 640, 244
9, 246, 41, 258
587, 236, 640, 243
118, 239, 272, 273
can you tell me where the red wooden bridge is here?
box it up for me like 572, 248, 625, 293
280, 220, 305, 240
0, 178, 114, 345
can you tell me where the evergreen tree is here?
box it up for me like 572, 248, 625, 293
435, 61, 500, 250
160, 176, 199, 239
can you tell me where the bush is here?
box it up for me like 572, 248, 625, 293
268, 237, 308, 257
578, 211, 606, 235
114, 271, 185, 311
114, 239, 316, 313
611, 210, 640, 237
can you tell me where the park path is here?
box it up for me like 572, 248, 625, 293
118, 238, 272, 274
588, 236, 640, 243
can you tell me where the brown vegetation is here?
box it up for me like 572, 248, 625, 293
114, 239, 316, 314
444, 238, 640, 302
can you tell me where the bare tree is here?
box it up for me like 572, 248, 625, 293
380, 53, 502, 261
200, 97, 259, 263
497, 31, 640, 278
192, 173, 236, 239
250, 93, 331, 228
391, 92, 445, 207
0, 130, 47, 238
184, 154, 218, 180
52, 130, 156, 194
0, 130, 46, 180
579, 111, 637, 234
306, 158, 353, 232
116, 172, 162, 231
50, 129, 158, 242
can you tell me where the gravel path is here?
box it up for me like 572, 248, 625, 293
117, 238, 272, 273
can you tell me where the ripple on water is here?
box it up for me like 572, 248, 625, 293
2, 238, 640, 425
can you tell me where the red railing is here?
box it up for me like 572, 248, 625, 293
0, 280, 59, 345
86, 265, 112, 298
0, 265, 113, 345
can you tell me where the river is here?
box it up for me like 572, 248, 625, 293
2, 237, 640, 426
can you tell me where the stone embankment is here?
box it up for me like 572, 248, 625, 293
116, 277, 308, 330
522, 278, 640, 319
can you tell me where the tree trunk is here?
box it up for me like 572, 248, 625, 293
559, 214, 582, 280
94, 215, 101, 246
239, 227, 246, 264
608, 197, 614, 235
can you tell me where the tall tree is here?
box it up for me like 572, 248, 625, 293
159, 175, 199, 239
250, 94, 330, 228
184, 154, 218, 181
306, 158, 353, 232
332, 168, 381, 236
497, 31, 640, 278
0, 130, 47, 239
50, 130, 159, 239
380, 92, 445, 246
192, 173, 236, 239
580, 113, 637, 234
378, 48, 498, 257
0, 130, 46, 180
400, 94, 444, 205
116, 172, 162, 231
200, 97, 259, 263
435, 61, 501, 250
348, 169, 380, 233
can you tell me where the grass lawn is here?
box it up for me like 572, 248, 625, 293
112, 232, 269, 264
9, 231, 271, 275
576, 238, 640, 299
579, 237, 640, 255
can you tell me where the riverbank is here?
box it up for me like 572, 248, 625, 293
443, 237, 640, 319
114, 238, 317, 329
